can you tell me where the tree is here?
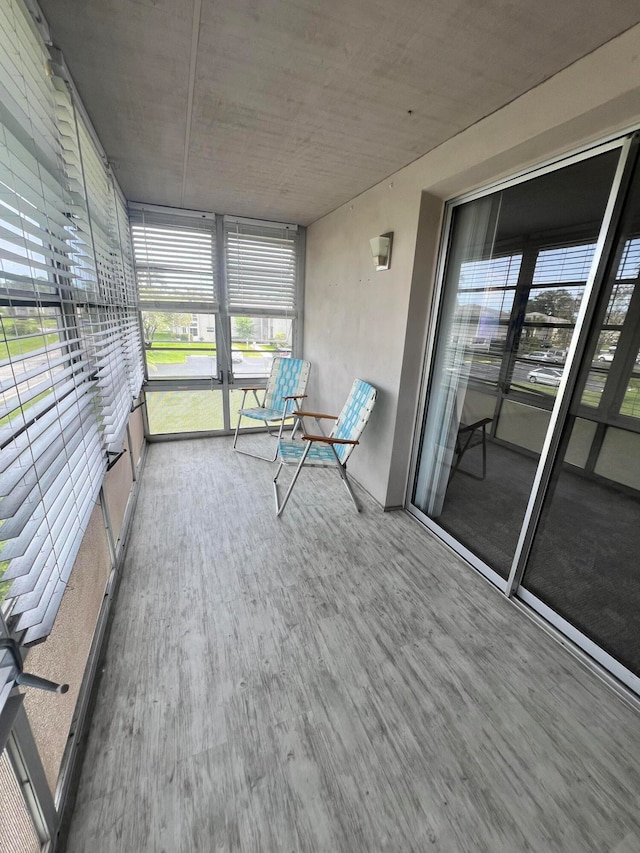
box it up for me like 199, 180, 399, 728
527, 289, 577, 321
142, 311, 191, 346
234, 317, 254, 342
142, 311, 161, 345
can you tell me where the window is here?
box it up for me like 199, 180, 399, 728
225, 217, 298, 315
130, 209, 217, 310
455, 253, 521, 389
0, 0, 143, 666
231, 315, 293, 378
131, 209, 304, 434
131, 207, 219, 382
142, 311, 218, 380
225, 216, 300, 380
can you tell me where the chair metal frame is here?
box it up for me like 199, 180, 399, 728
273, 379, 377, 517
233, 356, 311, 462
449, 417, 492, 481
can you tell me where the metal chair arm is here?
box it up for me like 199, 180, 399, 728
458, 417, 492, 433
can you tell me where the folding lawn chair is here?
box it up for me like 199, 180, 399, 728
273, 378, 377, 516
449, 416, 492, 481
233, 356, 311, 461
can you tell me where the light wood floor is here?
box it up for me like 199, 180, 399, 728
64, 436, 640, 852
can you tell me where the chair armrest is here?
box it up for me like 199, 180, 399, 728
294, 411, 338, 419
283, 394, 307, 400
302, 434, 358, 446
239, 386, 264, 392
459, 417, 492, 433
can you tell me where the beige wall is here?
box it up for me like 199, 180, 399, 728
22, 408, 145, 794
104, 432, 134, 549
566, 418, 598, 469
104, 405, 145, 552
595, 427, 640, 488
304, 178, 424, 505
304, 23, 640, 507
461, 389, 496, 428
128, 404, 145, 469
23, 502, 111, 793
496, 401, 551, 454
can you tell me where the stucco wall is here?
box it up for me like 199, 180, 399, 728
21, 408, 145, 794
304, 178, 424, 505
104, 431, 134, 549
304, 23, 640, 507
23, 502, 111, 793
128, 403, 145, 469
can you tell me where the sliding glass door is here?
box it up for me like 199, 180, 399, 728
412, 146, 621, 580
521, 152, 640, 686
410, 135, 640, 692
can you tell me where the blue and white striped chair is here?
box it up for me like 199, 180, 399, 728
233, 356, 311, 461
273, 378, 377, 516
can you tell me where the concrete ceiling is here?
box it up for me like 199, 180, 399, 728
40, 0, 640, 226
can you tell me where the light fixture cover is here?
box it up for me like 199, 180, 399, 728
370, 232, 393, 270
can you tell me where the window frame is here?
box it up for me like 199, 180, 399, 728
132, 207, 306, 439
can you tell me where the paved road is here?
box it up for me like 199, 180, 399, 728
469, 357, 607, 394
148, 354, 273, 379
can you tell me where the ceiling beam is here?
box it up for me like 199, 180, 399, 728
181, 0, 202, 207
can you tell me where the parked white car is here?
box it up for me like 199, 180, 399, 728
526, 350, 565, 362
597, 350, 615, 362
527, 367, 563, 386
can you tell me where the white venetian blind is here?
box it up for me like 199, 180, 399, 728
51, 76, 99, 300
130, 207, 217, 311
0, 0, 59, 178
114, 191, 137, 307
224, 216, 298, 316
114, 194, 144, 397
0, 0, 145, 657
78, 119, 118, 302
69, 112, 143, 449
532, 242, 597, 287
0, 0, 104, 646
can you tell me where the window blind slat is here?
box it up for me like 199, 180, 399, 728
224, 219, 298, 315
0, 0, 142, 669
130, 208, 217, 310
0, 384, 94, 475
0, 401, 95, 514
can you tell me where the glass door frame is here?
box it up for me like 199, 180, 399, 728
406, 131, 640, 696
504, 136, 637, 596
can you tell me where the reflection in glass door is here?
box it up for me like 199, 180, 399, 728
411, 147, 621, 581
410, 134, 640, 692
521, 154, 640, 684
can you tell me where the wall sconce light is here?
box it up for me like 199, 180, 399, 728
370, 232, 393, 271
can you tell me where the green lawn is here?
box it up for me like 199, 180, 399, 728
149, 339, 215, 350
145, 341, 272, 367
146, 349, 201, 365
0, 332, 60, 361
619, 388, 640, 418
0, 389, 51, 428
519, 381, 640, 418
146, 388, 249, 433
0, 559, 9, 605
